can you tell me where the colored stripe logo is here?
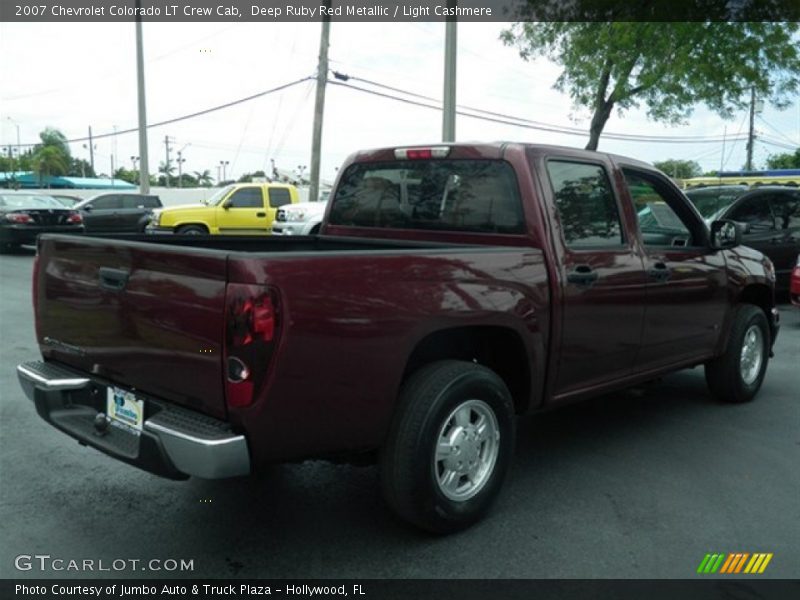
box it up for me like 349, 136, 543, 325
697, 553, 773, 574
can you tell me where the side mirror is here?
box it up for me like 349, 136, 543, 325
222, 201, 230, 210
82, 205, 93, 212
710, 219, 742, 250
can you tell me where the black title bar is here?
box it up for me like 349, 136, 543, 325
2, 0, 800, 22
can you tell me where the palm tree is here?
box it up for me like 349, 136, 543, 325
193, 169, 213, 187
32, 146, 68, 187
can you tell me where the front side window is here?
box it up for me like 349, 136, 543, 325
90, 195, 121, 210
769, 194, 800, 231
226, 188, 264, 209
328, 160, 524, 234
624, 169, 694, 247
731, 198, 775, 231
546, 160, 623, 248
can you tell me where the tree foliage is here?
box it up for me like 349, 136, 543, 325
653, 159, 703, 179
765, 148, 800, 169
501, 22, 800, 150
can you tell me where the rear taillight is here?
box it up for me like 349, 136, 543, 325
224, 283, 280, 408
32, 253, 41, 340
67, 212, 82, 224
5, 213, 33, 224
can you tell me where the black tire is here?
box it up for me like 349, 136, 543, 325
380, 360, 515, 533
705, 304, 770, 403
176, 225, 207, 235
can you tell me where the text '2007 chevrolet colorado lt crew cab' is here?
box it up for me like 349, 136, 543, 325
18, 143, 779, 532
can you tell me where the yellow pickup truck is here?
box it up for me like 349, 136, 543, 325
147, 183, 300, 235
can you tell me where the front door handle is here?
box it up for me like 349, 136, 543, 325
256, 212, 266, 217
647, 262, 671, 281
567, 264, 598, 287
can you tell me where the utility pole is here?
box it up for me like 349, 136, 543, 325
88, 126, 95, 172
746, 87, 756, 171
135, 0, 151, 194
442, 1, 457, 142
111, 154, 115, 187
216, 165, 222, 184
309, 1, 331, 204
164, 135, 173, 187
176, 143, 190, 188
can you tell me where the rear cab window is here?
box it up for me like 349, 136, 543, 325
268, 188, 292, 208
328, 159, 525, 234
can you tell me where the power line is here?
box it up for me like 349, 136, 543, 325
12, 77, 314, 148
328, 80, 747, 145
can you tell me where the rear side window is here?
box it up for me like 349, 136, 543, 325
144, 196, 162, 208
227, 188, 264, 209
268, 188, 292, 208
546, 161, 623, 248
328, 160, 524, 234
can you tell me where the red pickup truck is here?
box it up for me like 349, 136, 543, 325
17, 143, 779, 533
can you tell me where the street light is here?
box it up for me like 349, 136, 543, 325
219, 160, 229, 183
131, 156, 140, 171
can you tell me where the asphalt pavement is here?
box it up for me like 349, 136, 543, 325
1, 246, 798, 579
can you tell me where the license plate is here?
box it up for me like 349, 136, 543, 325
106, 387, 145, 432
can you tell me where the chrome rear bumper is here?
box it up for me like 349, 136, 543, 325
17, 360, 250, 479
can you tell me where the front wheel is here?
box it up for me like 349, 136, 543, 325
380, 360, 515, 533
176, 225, 207, 235
705, 304, 770, 403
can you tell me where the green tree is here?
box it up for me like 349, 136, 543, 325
501, 22, 800, 150
69, 157, 95, 178
37, 127, 71, 159
765, 148, 800, 169
114, 167, 138, 184
193, 170, 213, 186
653, 159, 703, 179
31, 146, 69, 186
237, 170, 266, 183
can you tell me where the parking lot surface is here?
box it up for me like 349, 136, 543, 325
1, 247, 798, 579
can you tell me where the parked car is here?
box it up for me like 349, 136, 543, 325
703, 186, 800, 292
272, 199, 329, 236
147, 183, 299, 235
47, 193, 83, 207
0, 191, 84, 251
791, 255, 800, 307
76, 193, 162, 233
17, 143, 779, 533
685, 185, 749, 219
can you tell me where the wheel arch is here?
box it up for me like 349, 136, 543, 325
401, 325, 533, 415
174, 222, 210, 234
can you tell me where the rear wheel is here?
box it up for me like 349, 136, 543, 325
176, 225, 207, 235
380, 360, 515, 533
705, 304, 770, 403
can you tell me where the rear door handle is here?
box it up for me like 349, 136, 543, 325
256, 212, 266, 217
567, 265, 598, 286
647, 262, 671, 281
99, 267, 129, 291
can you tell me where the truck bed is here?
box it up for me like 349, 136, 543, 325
34, 233, 550, 462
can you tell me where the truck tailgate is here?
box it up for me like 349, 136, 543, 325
35, 236, 228, 419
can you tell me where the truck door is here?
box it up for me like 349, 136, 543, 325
216, 186, 270, 234
621, 167, 728, 371
543, 159, 647, 397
